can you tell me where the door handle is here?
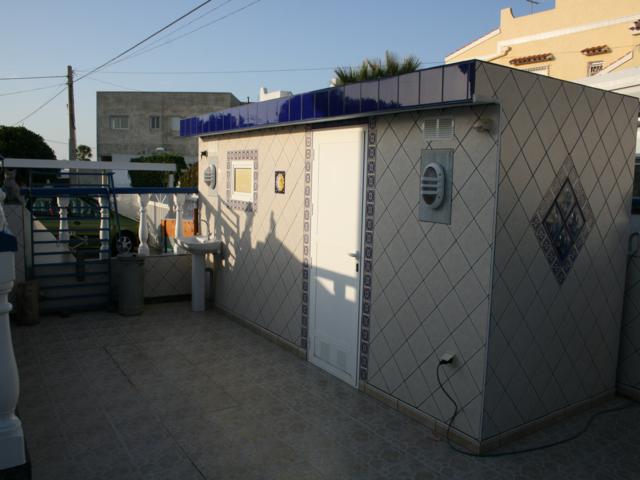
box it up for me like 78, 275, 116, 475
348, 251, 360, 259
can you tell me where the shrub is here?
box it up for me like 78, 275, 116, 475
128, 153, 186, 187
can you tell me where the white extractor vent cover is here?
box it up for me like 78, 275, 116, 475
422, 117, 454, 141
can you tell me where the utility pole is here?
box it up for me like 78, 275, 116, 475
67, 65, 77, 160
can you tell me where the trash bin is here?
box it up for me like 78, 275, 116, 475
117, 254, 144, 316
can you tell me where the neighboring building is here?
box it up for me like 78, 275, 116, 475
446, 0, 640, 81
258, 87, 293, 101
97, 91, 241, 185
183, 61, 638, 451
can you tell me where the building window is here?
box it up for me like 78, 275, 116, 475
101, 156, 112, 162
588, 61, 604, 76
524, 65, 549, 76
150, 116, 161, 129
170, 116, 182, 133
231, 160, 253, 202
109, 116, 128, 130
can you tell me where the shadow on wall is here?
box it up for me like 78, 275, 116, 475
203, 196, 357, 363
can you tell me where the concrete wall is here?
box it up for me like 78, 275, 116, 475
365, 107, 500, 441
199, 127, 307, 347
97, 91, 242, 162
477, 62, 638, 441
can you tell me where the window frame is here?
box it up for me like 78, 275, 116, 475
109, 115, 129, 130
150, 115, 161, 130
230, 160, 254, 202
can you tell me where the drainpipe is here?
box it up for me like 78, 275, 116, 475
0, 190, 26, 470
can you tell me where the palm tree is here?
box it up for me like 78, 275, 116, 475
333, 51, 421, 86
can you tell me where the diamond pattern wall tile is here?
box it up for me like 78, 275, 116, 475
480, 62, 637, 441
201, 127, 306, 346
144, 254, 191, 298
366, 105, 500, 440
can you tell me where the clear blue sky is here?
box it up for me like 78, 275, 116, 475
1, 0, 554, 159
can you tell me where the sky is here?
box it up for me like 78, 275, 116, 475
1, 0, 555, 160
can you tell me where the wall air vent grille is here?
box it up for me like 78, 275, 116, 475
422, 117, 454, 141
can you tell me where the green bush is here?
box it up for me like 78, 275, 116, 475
128, 153, 186, 187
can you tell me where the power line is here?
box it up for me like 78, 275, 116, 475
88, 77, 143, 92
74, 0, 214, 83
122, 0, 236, 54
105, 0, 262, 68
9, 0, 217, 126
0, 82, 66, 97
0, 75, 66, 81
11, 87, 67, 126
79, 64, 444, 76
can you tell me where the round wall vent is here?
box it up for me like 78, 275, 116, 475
421, 162, 445, 209
203, 164, 217, 190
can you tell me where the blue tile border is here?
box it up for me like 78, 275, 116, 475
359, 117, 377, 381
530, 156, 594, 284
181, 62, 476, 137
301, 128, 313, 351
226, 149, 258, 212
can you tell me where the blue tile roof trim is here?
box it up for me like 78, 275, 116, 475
180, 62, 476, 137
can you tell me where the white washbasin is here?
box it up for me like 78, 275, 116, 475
174, 235, 222, 312
175, 235, 221, 254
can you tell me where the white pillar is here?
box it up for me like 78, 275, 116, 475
56, 196, 70, 243
137, 194, 150, 256
98, 196, 110, 260
0, 191, 26, 470
173, 194, 185, 254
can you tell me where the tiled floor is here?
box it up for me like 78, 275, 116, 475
9, 302, 640, 479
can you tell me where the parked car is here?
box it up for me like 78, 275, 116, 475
31, 196, 139, 255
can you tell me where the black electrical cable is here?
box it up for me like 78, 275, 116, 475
436, 360, 639, 457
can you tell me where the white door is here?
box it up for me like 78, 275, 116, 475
309, 126, 365, 386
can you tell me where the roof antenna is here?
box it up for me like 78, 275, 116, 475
526, 0, 540, 14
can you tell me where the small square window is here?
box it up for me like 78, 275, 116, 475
150, 116, 161, 129
231, 160, 253, 202
110, 116, 128, 129
170, 116, 182, 132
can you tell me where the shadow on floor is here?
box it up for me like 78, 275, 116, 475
10, 302, 640, 480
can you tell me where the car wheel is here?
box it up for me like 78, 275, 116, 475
113, 231, 136, 255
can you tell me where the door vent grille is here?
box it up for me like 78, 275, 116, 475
422, 117, 454, 141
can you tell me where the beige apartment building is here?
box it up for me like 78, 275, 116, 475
446, 0, 640, 80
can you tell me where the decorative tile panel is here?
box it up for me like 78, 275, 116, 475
530, 156, 594, 284
226, 149, 258, 212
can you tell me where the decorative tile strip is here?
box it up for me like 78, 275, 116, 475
360, 117, 377, 380
226, 149, 258, 212
301, 128, 313, 351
